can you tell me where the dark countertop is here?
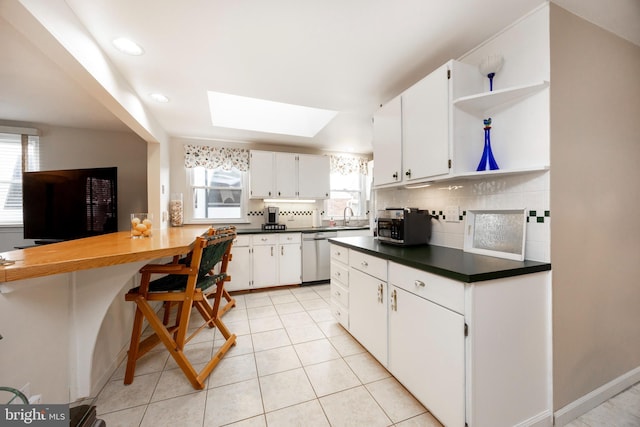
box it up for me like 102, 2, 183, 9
329, 236, 551, 283
236, 226, 370, 235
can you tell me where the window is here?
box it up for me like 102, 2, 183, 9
189, 166, 247, 221
0, 131, 39, 225
324, 171, 367, 219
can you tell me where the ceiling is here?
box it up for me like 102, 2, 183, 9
1, 0, 638, 154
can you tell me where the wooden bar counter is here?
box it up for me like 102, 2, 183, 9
0, 226, 208, 283
0, 226, 211, 404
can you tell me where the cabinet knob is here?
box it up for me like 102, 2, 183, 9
392, 172, 398, 180
336, 271, 341, 277
405, 169, 412, 177
414, 280, 425, 288
335, 290, 341, 297
361, 260, 368, 267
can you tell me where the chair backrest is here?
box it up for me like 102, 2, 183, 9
198, 232, 235, 280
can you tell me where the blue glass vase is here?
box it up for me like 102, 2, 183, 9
476, 118, 499, 171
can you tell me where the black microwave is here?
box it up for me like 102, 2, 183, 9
377, 208, 432, 246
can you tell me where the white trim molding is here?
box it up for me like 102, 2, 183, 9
554, 365, 640, 426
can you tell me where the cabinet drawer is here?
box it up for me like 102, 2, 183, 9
331, 281, 349, 307
331, 262, 349, 287
349, 250, 387, 281
389, 262, 464, 315
252, 234, 278, 245
331, 300, 349, 329
279, 233, 301, 244
330, 244, 349, 264
233, 235, 251, 247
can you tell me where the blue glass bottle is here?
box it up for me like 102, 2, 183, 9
476, 118, 499, 171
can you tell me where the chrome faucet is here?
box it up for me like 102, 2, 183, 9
343, 207, 354, 226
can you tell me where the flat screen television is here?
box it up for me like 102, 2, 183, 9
22, 167, 118, 242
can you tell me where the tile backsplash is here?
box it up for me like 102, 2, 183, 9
374, 171, 550, 262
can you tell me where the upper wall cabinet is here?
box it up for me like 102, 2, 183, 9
373, 60, 481, 187
298, 154, 330, 199
373, 5, 551, 187
250, 150, 330, 199
372, 95, 402, 186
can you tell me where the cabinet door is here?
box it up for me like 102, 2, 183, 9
275, 153, 298, 198
250, 151, 275, 198
349, 268, 388, 366
373, 95, 402, 186
226, 246, 251, 292
252, 244, 278, 288
298, 154, 330, 199
278, 243, 301, 285
388, 285, 465, 427
402, 62, 450, 181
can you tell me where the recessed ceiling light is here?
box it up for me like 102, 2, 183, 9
207, 91, 338, 138
150, 93, 169, 103
112, 37, 144, 55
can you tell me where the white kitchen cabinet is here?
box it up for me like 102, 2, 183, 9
373, 46, 550, 186
402, 62, 451, 181
388, 284, 464, 427
274, 152, 297, 198
250, 150, 330, 199
277, 233, 302, 285
225, 235, 251, 292
372, 95, 402, 186
249, 150, 276, 198
349, 267, 388, 366
387, 261, 551, 427
332, 243, 551, 427
329, 243, 349, 328
297, 154, 330, 199
226, 233, 302, 291
252, 236, 278, 288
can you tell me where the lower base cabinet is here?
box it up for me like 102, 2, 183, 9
226, 233, 301, 291
349, 268, 388, 366
388, 285, 464, 427
332, 246, 552, 427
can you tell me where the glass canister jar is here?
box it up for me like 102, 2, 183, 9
169, 193, 184, 227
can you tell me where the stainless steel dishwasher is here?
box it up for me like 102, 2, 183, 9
302, 231, 337, 284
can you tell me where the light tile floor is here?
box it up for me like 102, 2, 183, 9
93, 283, 640, 427
94, 284, 443, 427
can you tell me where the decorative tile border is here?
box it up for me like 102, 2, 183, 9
431, 209, 551, 223
247, 210, 325, 216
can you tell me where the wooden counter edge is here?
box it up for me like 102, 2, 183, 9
0, 227, 208, 283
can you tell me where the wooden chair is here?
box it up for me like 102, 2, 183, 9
160, 226, 237, 324
123, 226, 237, 389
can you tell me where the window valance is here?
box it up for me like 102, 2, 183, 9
330, 154, 369, 175
183, 145, 249, 171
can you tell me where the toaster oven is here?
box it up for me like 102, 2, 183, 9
377, 208, 432, 246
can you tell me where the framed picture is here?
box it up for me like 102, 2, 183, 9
463, 209, 526, 261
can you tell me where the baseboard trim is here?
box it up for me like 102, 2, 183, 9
553, 365, 640, 426
514, 410, 553, 427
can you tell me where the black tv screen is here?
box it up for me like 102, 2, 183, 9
22, 167, 118, 242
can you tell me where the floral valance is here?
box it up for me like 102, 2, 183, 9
330, 154, 369, 175
183, 144, 249, 171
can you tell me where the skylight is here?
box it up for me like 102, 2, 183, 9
207, 91, 338, 138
